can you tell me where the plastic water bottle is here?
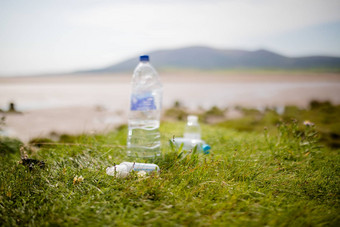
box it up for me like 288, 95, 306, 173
120, 162, 160, 172
106, 162, 160, 178
184, 115, 201, 140
172, 115, 211, 154
127, 55, 162, 158
173, 137, 211, 154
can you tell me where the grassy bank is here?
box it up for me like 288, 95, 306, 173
166, 100, 340, 149
0, 116, 339, 225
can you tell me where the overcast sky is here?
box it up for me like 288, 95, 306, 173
0, 0, 340, 75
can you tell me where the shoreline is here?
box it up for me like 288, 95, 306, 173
1, 106, 126, 142
1, 72, 340, 142
1, 71, 340, 84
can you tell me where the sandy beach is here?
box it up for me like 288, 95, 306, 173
1, 72, 340, 142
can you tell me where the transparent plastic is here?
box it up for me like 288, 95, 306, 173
106, 162, 160, 178
173, 137, 211, 154
184, 115, 201, 140
127, 58, 162, 158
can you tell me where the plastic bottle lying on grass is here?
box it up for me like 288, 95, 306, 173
173, 137, 211, 154
106, 162, 160, 178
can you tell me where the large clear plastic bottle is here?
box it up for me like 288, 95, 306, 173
184, 115, 201, 140
127, 55, 162, 158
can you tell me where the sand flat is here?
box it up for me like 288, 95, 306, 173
1, 71, 340, 84
1, 72, 340, 141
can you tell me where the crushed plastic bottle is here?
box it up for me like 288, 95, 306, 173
106, 162, 160, 178
127, 55, 162, 158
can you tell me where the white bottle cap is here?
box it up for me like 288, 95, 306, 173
187, 115, 198, 123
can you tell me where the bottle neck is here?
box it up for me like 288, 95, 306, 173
187, 121, 199, 126
136, 61, 152, 70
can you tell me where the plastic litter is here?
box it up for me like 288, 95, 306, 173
172, 115, 211, 154
106, 162, 160, 178
127, 55, 162, 158
184, 115, 201, 140
173, 137, 211, 154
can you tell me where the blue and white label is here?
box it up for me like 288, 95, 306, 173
130, 93, 156, 111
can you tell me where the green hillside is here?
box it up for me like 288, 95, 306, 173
79, 46, 340, 73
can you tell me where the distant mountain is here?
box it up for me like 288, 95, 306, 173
77, 46, 340, 73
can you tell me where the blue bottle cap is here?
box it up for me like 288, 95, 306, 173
140, 55, 149, 62
202, 144, 211, 154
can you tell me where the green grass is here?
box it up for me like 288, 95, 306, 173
165, 101, 340, 149
0, 119, 339, 226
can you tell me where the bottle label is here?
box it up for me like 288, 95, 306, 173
130, 93, 156, 111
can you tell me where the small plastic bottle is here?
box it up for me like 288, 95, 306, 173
173, 115, 210, 154
173, 137, 211, 154
184, 115, 201, 140
106, 162, 160, 178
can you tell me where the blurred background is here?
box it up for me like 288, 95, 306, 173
0, 0, 340, 144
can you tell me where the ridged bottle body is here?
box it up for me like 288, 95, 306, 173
127, 60, 162, 158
